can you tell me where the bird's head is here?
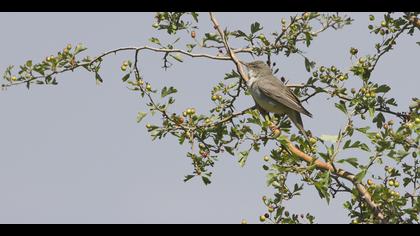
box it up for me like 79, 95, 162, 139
241, 60, 272, 77
242, 60, 269, 70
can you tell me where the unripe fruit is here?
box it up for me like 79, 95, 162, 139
123, 61, 129, 67
273, 129, 281, 137
413, 152, 418, 158
367, 179, 374, 186
146, 84, 152, 91
338, 75, 346, 81
281, 18, 286, 24
312, 72, 318, 77
309, 137, 317, 145
263, 155, 270, 162
211, 95, 218, 101
350, 47, 358, 55
66, 44, 72, 50
319, 66, 325, 72
262, 195, 267, 202
415, 118, 420, 124
257, 34, 266, 40
369, 15, 375, 21
121, 65, 127, 71
406, 122, 414, 129
268, 207, 274, 213
351, 88, 356, 94
331, 66, 337, 72
368, 25, 374, 30
259, 215, 266, 222
241, 219, 248, 224
146, 123, 152, 129
381, 21, 387, 27
191, 31, 196, 38
182, 111, 188, 117
11, 76, 17, 81
388, 180, 394, 186
152, 23, 159, 28
352, 219, 359, 224
394, 181, 399, 188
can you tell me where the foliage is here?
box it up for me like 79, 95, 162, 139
2, 12, 420, 224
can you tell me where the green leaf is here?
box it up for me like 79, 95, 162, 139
335, 102, 347, 114
369, 106, 375, 118
305, 32, 312, 47
184, 175, 195, 182
319, 135, 338, 143
191, 12, 199, 22
250, 22, 262, 34
238, 150, 250, 167
74, 44, 87, 54
304, 57, 311, 72
149, 37, 161, 45
95, 73, 103, 84
373, 112, 385, 129
337, 157, 359, 168
169, 53, 183, 62
121, 73, 130, 82
136, 112, 147, 123
224, 146, 235, 156
161, 86, 178, 98
314, 171, 331, 204
376, 84, 391, 93
356, 126, 370, 134
355, 169, 367, 183
201, 176, 211, 185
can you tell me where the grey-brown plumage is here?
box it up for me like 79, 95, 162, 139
243, 61, 312, 137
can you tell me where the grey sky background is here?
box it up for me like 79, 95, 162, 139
0, 12, 418, 224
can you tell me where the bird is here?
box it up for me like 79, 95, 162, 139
241, 60, 312, 139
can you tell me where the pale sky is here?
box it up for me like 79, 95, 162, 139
0, 12, 418, 223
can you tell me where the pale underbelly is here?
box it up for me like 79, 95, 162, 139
251, 87, 287, 114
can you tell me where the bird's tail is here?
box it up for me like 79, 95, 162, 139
289, 111, 310, 141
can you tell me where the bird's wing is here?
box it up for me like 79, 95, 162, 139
256, 76, 312, 117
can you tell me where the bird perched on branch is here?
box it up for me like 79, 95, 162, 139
242, 60, 312, 139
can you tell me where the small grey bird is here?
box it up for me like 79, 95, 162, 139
242, 61, 312, 138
